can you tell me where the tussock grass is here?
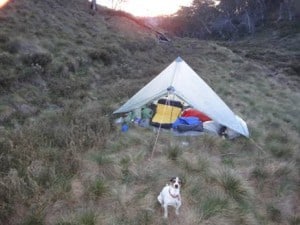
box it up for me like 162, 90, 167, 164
165, 144, 183, 161
289, 216, 300, 225
200, 191, 229, 219
0, 0, 299, 224
215, 168, 252, 204
90, 153, 112, 166
78, 211, 96, 225
88, 179, 108, 199
267, 204, 282, 223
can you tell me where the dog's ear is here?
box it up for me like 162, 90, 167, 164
179, 178, 184, 187
170, 177, 176, 183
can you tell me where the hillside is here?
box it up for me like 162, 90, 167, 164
0, 1, 299, 225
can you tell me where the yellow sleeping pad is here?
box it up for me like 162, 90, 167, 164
151, 99, 183, 129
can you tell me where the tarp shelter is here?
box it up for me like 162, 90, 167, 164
113, 57, 249, 138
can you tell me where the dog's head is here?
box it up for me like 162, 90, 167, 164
169, 177, 182, 189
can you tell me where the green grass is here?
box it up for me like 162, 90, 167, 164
0, 1, 299, 225
90, 153, 112, 166
88, 179, 108, 199
166, 144, 182, 161
200, 193, 229, 219
216, 169, 251, 204
267, 204, 282, 222
78, 211, 96, 225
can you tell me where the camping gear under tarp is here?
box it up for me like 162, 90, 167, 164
172, 116, 203, 133
150, 99, 183, 129
181, 108, 212, 122
113, 57, 249, 138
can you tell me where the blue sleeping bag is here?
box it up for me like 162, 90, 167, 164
172, 117, 203, 132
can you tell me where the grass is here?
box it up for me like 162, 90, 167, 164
267, 204, 282, 223
216, 168, 252, 204
88, 179, 108, 199
0, 0, 299, 225
166, 144, 182, 161
200, 192, 229, 219
78, 211, 96, 225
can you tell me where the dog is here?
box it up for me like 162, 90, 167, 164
157, 177, 182, 218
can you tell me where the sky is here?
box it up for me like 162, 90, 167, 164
97, 0, 194, 17
0, 0, 9, 8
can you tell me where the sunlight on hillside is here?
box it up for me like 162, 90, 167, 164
0, 0, 9, 8
97, 0, 193, 17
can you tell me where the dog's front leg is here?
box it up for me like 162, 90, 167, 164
175, 202, 181, 216
163, 204, 168, 218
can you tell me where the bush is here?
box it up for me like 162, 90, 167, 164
88, 49, 112, 66
4, 39, 22, 54
0, 52, 14, 65
22, 52, 52, 68
0, 182, 14, 224
0, 33, 9, 44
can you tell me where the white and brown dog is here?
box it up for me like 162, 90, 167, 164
157, 177, 182, 218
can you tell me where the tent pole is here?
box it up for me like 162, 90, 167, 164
150, 94, 173, 159
150, 124, 162, 159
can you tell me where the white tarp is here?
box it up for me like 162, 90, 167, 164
113, 57, 249, 137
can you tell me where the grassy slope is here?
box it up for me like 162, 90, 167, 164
0, 0, 299, 225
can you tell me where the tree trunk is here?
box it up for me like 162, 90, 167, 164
91, 0, 97, 11
278, 0, 293, 21
245, 11, 254, 33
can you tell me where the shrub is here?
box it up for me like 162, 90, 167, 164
0, 33, 9, 43
4, 39, 22, 54
22, 52, 52, 68
0, 182, 14, 224
88, 49, 112, 65
0, 52, 14, 65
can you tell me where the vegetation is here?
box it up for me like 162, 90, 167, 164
0, 0, 299, 225
159, 0, 300, 40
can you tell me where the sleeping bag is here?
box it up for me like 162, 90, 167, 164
181, 108, 212, 122
172, 116, 203, 132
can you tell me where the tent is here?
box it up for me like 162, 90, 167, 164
113, 57, 249, 138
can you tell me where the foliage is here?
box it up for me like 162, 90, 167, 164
159, 0, 300, 40
0, 0, 299, 225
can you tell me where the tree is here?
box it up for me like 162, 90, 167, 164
90, 0, 97, 15
278, 0, 294, 21
111, 0, 128, 10
158, 0, 299, 40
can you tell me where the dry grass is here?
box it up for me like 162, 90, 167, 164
0, 0, 299, 225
